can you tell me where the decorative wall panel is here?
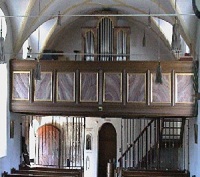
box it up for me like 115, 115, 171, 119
10, 60, 195, 117
127, 73, 146, 102
176, 73, 194, 103
80, 72, 98, 102
151, 73, 171, 103
57, 72, 75, 102
35, 72, 52, 101
104, 72, 122, 102
12, 71, 30, 100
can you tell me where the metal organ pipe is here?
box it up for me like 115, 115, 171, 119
97, 17, 114, 61
85, 31, 94, 61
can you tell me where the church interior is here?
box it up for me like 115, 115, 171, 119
0, 0, 200, 177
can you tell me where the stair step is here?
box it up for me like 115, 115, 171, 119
162, 134, 180, 136
163, 127, 181, 129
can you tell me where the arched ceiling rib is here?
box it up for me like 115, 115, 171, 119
2, 0, 198, 55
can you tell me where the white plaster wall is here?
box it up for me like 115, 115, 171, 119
0, 113, 22, 174
51, 17, 174, 61
188, 117, 198, 177
51, 19, 83, 61
84, 117, 121, 177
189, 19, 200, 177
0, 4, 22, 174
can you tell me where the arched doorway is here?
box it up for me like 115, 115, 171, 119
37, 124, 60, 167
98, 123, 117, 177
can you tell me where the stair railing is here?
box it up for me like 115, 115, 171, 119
118, 118, 188, 171
118, 119, 160, 169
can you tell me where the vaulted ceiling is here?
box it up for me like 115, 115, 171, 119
1, 0, 198, 56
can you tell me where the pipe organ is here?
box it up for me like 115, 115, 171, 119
97, 17, 114, 61
82, 16, 130, 61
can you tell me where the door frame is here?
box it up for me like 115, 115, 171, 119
36, 124, 61, 167
97, 122, 117, 177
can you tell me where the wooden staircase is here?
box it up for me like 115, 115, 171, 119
118, 118, 188, 176
161, 118, 185, 148
137, 118, 186, 169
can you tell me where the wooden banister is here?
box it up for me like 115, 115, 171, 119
118, 119, 155, 167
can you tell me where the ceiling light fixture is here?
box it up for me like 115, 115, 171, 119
57, 11, 61, 26
155, 61, 162, 84
34, 58, 41, 80
171, 0, 181, 55
142, 29, 146, 47
34, 0, 41, 80
155, 2, 162, 84
148, 9, 151, 29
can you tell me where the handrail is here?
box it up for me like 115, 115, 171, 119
118, 119, 155, 167
118, 118, 188, 170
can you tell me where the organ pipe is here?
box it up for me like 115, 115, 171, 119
83, 17, 129, 61
97, 17, 114, 61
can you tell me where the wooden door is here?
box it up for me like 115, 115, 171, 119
98, 123, 116, 177
37, 124, 60, 167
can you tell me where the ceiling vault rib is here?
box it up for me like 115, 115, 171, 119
14, 0, 56, 55
2, 0, 196, 59
13, 0, 37, 54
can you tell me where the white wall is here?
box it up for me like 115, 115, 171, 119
189, 117, 199, 177
51, 17, 174, 61
189, 20, 200, 177
0, 113, 22, 174
0, 4, 22, 174
0, 64, 7, 158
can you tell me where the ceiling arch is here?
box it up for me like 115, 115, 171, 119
1, 0, 197, 56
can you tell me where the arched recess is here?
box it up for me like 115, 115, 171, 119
98, 122, 117, 177
36, 124, 60, 167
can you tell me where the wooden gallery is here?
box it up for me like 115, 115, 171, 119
0, 1, 200, 177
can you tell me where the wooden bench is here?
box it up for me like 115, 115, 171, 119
2, 166, 83, 177
3, 174, 77, 177
11, 170, 80, 177
19, 166, 82, 172
122, 169, 190, 177
19, 166, 82, 176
